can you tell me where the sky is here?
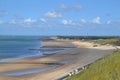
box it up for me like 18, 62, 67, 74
0, 0, 120, 36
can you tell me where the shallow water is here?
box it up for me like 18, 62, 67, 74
0, 36, 44, 62
0, 36, 72, 76
0, 65, 59, 76
0, 36, 73, 62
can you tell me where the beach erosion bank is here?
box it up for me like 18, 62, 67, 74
0, 39, 116, 80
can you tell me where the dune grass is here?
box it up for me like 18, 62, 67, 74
66, 50, 120, 80
89, 38, 120, 46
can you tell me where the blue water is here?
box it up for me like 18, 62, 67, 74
0, 36, 70, 76
0, 36, 43, 62
0, 65, 58, 76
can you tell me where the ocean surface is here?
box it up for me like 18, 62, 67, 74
0, 36, 70, 76
0, 36, 43, 62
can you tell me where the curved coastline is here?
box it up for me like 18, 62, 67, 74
0, 39, 116, 80
0, 39, 75, 78
0, 39, 74, 63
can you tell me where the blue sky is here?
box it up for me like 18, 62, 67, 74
0, 0, 120, 36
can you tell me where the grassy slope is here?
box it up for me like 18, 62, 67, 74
88, 38, 120, 46
67, 50, 120, 80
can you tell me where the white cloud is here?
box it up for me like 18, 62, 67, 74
107, 20, 111, 24
24, 18, 36, 23
7, 18, 36, 26
60, 4, 83, 11
61, 19, 87, 26
62, 20, 75, 25
40, 18, 47, 23
80, 19, 86, 24
44, 11, 62, 18
60, 4, 68, 11
106, 20, 120, 25
9, 20, 16, 24
92, 17, 101, 24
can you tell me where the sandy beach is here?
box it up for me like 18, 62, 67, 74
0, 39, 117, 80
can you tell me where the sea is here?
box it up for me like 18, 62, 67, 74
0, 36, 70, 76
0, 36, 45, 62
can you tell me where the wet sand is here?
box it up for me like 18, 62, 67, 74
0, 40, 117, 80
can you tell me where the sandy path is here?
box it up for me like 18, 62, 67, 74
0, 40, 116, 80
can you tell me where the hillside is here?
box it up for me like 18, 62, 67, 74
67, 50, 120, 80
89, 38, 120, 46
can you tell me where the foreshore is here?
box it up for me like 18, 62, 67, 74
0, 39, 117, 80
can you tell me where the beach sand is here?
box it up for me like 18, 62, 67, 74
0, 40, 117, 80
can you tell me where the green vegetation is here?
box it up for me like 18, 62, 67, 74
66, 50, 120, 80
57, 36, 120, 80
56, 36, 120, 46
57, 36, 119, 40
89, 38, 120, 46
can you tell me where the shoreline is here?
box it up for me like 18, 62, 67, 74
0, 39, 75, 63
0, 40, 76, 78
0, 39, 117, 80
